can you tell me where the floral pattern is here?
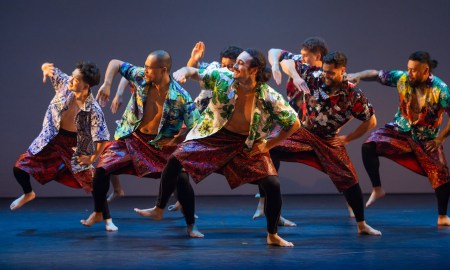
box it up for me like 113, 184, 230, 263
115, 62, 200, 148
186, 67, 297, 149
378, 70, 450, 141
28, 68, 110, 173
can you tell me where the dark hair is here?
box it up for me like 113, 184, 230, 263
408, 51, 438, 71
150, 50, 172, 71
244, 48, 271, 83
76, 61, 101, 87
301, 37, 328, 60
220, 46, 243, 61
322, 51, 347, 68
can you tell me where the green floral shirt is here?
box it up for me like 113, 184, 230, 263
185, 67, 297, 149
378, 70, 450, 141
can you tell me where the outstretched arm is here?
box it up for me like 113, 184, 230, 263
96, 59, 124, 107
173, 67, 200, 83
346, 70, 380, 84
187, 41, 205, 68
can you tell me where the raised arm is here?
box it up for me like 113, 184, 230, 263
96, 59, 124, 107
268, 48, 284, 85
187, 41, 205, 68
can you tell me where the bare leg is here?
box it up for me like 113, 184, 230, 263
357, 221, 382, 236
438, 215, 450, 226
107, 175, 125, 203
134, 206, 164, 220
267, 233, 294, 247
10, 191, 36, 211
187, 224, 204, 238
366, 186, 386, 207
253, 197, 265, 219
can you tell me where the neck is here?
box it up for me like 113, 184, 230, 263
154, 75, 170, 94
237, 78, 257, 93
73, 90, 89, 103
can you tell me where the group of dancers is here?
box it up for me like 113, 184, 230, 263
10, 37, 450, 247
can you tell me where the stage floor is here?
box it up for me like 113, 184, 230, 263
1, 194, 449, 269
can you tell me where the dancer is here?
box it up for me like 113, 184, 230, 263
81, 50, 202, 236
270, 51, 381, 235
348, 51, 450, 226
11, 62, 110, 216
134, 49, 300, 247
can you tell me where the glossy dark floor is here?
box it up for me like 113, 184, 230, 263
1, 194, 449, 269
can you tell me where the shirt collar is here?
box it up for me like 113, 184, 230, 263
78, 91, 94, 112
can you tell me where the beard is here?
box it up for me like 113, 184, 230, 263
408, 78, 426, 88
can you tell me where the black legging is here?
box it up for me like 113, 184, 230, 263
257, 153, 281, 197
362, 141, 450, 216
13, 167, 32, 194
343, 183, 365, 222
158, 155, 282, 234
13, 166, 112, 219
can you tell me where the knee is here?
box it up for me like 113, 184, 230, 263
361, 142, 376, 155
261, 176, 281, 193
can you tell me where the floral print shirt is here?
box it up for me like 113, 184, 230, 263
116, 62, 200, 148
194, 61, 221, 113
185, 67, 297, 149
281, 51, 375, 138
378, 70, 450, 141
28, 68, 110, 173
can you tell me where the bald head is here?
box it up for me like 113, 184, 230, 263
148, 50, 172, 72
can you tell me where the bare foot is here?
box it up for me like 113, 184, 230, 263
437, 215, 450, 226
168, 201, 182, 212
357, 221, 382, 236
347, 203, 355, 218
366, 187, 385, 207
10, 191, 36, 210
107, 190, 125, 203
80, 212, 103, 227
104, 218, 118, 231
267, 233, 294, 247
134, 206, 163, 220
252, 198, 265, 219
278, 216, 297, 227
187, 224, 204, 238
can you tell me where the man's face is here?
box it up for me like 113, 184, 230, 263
68, 69, 89, 93
301, 48, 321, 67
221, 57, 236, 71
407, 60, 429, 87
144, 55, 166, 84
232, 51, 257, 82
322, 63, 345, 87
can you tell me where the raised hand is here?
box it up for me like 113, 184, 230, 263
272, 64, 282, 85
292, 76, 310, 95
41, 63, 55, 83
191, 41, 205, 63
110, 94, 123, 114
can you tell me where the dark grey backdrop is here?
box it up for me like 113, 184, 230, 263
1, 0, 449, 197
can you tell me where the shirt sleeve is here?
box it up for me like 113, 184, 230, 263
269, 87, 298, 131
50, 68, 70, 93
377, 70, 406, 87
90, 105, 110, 142
198, 67, 233, 91
349, 87, 375, 121
439, 82, 450, 117
119, 62, 146, 91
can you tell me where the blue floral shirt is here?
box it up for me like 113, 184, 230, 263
28, 68, 110, 173
116, 62, 200, 148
